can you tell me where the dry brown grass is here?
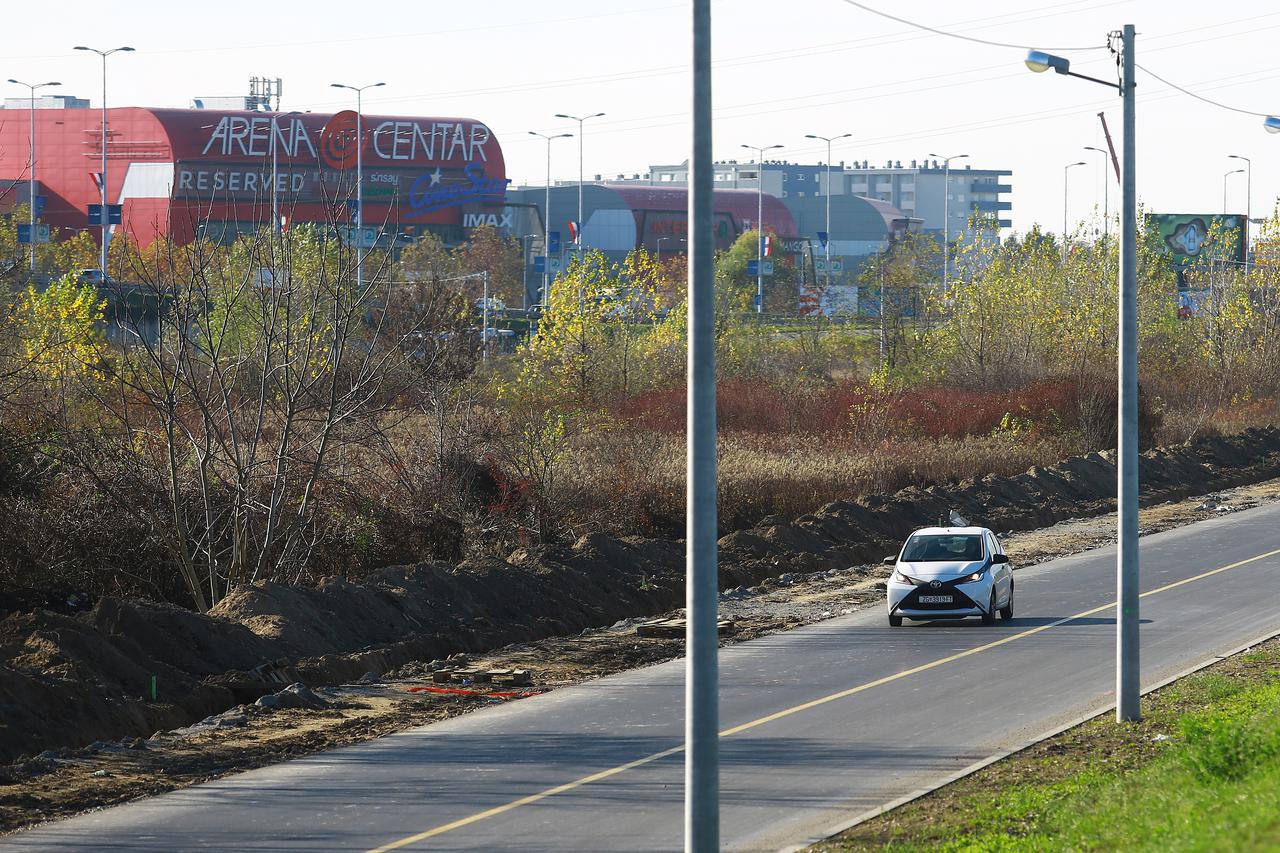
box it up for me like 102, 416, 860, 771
549, 430, 1070, 536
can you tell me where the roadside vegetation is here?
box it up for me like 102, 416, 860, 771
813, 635, 1280, 852
1, 207, 1279, 613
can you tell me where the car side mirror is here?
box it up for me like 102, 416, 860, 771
883, 556, 896, 565
991, 554, 1009, 564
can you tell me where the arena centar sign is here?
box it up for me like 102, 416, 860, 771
198, 112, 494, 167
180, 111, 508, 217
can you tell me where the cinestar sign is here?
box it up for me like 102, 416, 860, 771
199, 112, 495, 169
406, 162, 509, 217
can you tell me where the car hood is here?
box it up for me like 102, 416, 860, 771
897, 560, 987, 580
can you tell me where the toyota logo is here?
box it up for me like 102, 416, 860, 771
930, 580, 942, 589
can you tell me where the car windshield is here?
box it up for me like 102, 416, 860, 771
901, 534, 985, 562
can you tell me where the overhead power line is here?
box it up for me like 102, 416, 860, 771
1135, 63, 1274, 118
838, 0, 1109, 51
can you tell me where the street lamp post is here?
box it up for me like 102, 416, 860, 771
740, 143, 783, 313
271, 110, 303, 236
554, 112, 604, 257
1064, 161, 1087, 258
1222, 168, 1244, 215
74, 45, 134, 276
1027, 27, 1140, 723
331, 82, 385, 293
520, 233, 539, 309
928, 152, 968, 291
7, 78, 60, 276
529, 131, 573, 306
1084, 145, 1110, 245
1228, 155, 1252, 266
805, 132, 852, 286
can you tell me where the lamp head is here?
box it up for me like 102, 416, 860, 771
1265, 116, 1280, 134
804, 134, 818, 139
1026, 50, 1069, 74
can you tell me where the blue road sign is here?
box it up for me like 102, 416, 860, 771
17, 223, 51, 244
747, 259, 773, 276
534, 256, 546, 274
346, 199, 361, 217
32, 195, 46, 216
548, 231, 561, 254
87, 204, 122, 225
817, 230, 829, 248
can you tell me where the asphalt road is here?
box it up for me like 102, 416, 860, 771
6, 501, 1280, 852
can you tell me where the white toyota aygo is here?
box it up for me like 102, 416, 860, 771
885, 526, 1014, 627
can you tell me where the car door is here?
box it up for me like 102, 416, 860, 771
988, 531, 1012, 603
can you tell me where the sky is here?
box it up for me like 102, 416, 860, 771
4, 0, 1278, 236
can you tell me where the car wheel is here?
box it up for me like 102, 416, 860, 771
981, 592, 996, 625
1000, 587, 1014, 620
889, 613, 903, 627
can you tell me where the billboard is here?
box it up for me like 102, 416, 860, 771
1147, 213, 1246, 267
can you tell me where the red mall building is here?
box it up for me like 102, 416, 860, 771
0, 107, 508, 247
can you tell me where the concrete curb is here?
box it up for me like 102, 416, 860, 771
779, 625, 1280, 853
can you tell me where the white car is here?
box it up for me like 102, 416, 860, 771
885, 526, 1014, 627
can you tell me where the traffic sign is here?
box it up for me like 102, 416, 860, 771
87, 204, 122, 225
817, 230, 829, 248
533, 256, 563, 275
340, 226, 380, 248
32, 195, 46, 216
346, 199, 361, 217
17, 223, 51, 244
548, 230, 561, 254
747, 259, 774, 276
815, 258, 844, 273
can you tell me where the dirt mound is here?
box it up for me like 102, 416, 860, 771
4, 426, 1280, 762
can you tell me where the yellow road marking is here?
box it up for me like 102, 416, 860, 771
366, 545, 1280, 852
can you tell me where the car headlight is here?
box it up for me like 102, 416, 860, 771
891, 571, 919, 586
958, 569, 988, 583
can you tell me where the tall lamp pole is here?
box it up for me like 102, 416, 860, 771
1228, 155, 1252, 267
74, 45, 133, 276
1027, 27, 1140, 722
1222, 168, 1244, 215
331, 82, 385, 292
8, 78, 60, 276
271, 110, 303, 235
554, 112, 604, 257
1084, 145, 1110, 245
928, 152, 968, 290
740, 143, 782, 313
529, 131, 573, 306
1064, 160, 1087, 258
805, 132, 852, 286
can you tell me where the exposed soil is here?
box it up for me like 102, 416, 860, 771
5, 428, 1280, 833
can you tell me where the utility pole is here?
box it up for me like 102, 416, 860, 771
1115, 24, 1140, 723
1026, 26, 1140, 722
687, 0, 718, 849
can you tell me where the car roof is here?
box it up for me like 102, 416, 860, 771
910, 526, 991, 536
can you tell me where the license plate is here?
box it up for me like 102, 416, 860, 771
918, 595, 953, 604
